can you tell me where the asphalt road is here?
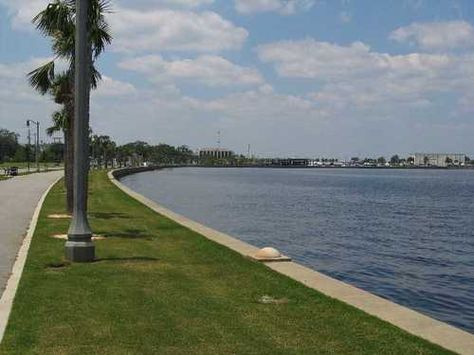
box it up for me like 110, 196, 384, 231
0, 171, 62, 295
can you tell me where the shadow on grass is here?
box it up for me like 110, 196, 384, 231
45, 261, 70, 270
94, 256, 159, 263
100, 228, 154, 240
89, 212, 131, 220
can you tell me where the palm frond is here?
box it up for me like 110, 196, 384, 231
27, 61, 56, 95
51, 23, 75, 58
90, 21, 113, 59
90, 64, 102, 89
51, 73, 73, 104
32, 0, 73, 38
31, 0, 112, 95
47, 109, 68, 136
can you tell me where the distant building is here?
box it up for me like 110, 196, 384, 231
277, 159, 309, 166
411, 153, 465, 167
199, 148, 234, 160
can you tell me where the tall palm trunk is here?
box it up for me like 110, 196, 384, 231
65, 100, 74, 213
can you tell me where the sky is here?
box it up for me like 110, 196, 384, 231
1, 0, 474, 158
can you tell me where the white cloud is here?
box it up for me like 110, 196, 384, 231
403, 0, 424, 10
258, 40, 382, 79
0, 0, 49, 30
88, 83, 325, 156
109, 8, 248, 53
118, 0, 214, 8
234, 0, 315, 15
0, 57, 137, 144
0, 57, 55, 103
257, 38, 474, 115
0, 57, 59, 142
390, 21, 474, 51
339, 11, 352, 24
94, 76, 137, 97
258, 38, 453, 81
186, 84, 315, 119
119, 55, 263, 87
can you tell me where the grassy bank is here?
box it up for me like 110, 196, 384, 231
0, 162, 62, 170
0, 171, 451, 354
0, 162, 29, 169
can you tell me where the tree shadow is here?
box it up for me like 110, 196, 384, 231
45, 261, 70, 269
89, 212, 131, 220
101, 228, 154, 240
94, 256, 159, 263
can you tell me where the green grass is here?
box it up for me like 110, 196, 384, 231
0, 162, 27, 168
0, 162, 62, 170
0, 171, 452, 354
0, 176, 10, 181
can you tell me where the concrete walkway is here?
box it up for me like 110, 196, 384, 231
0, 171, 62, 295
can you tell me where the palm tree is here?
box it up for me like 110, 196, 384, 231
90, 134, 116, 168
28, 0, 112, 212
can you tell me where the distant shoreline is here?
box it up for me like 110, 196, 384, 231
112, 165, 474, 176
193, 165, 474, 170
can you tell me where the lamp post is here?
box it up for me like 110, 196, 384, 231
65, 0, 94, 262
26, 122, 31, 172
26, 120, 40, 172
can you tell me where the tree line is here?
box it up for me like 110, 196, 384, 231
0, 128, 63, 164
1, 127, 196, 167
90, 136, 195, 168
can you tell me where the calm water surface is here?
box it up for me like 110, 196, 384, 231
122, 168, 474, 333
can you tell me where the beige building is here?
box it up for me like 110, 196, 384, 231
199, 148, 234, 160
411, 153, 465, 167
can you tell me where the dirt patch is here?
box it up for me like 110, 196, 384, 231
50, 234, 107, 241
47, 214, 72, 219
258, 295, 289, 305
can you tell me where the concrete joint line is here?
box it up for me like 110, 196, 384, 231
109, 169, 474, 354
0, 176, 62, 343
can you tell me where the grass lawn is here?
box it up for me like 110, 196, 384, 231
0, 171, 451, 354
0, 162, 30, 169
0, 162, 62, 170
0, 176, 10, 181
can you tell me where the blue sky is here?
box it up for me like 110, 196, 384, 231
1, 0, 474, 158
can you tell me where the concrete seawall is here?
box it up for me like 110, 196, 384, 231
110, 166, 163, 179
110, 167, 474, 355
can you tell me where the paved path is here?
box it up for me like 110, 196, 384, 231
0, 171, 62, 295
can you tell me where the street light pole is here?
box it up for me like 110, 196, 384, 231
66, 0, 94, 262
36, 121, 40, 172
26, 121, 31, 172
27, 120, 40, 172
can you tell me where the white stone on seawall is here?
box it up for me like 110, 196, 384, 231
255, 247, 282, 259
252, 247, 292, 262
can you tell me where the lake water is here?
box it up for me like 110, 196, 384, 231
121, 167, 474, 333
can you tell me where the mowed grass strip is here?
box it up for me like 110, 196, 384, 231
0, 171, 451, 354
0, 162, 61, 169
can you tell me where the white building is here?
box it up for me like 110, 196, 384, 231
199, 148, 234, 160
411, 153, 465, 167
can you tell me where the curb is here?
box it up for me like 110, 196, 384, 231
0, 175, 62, 343
109, 169, 474, 354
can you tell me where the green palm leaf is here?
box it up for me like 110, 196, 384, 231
27, 61, 56, 95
